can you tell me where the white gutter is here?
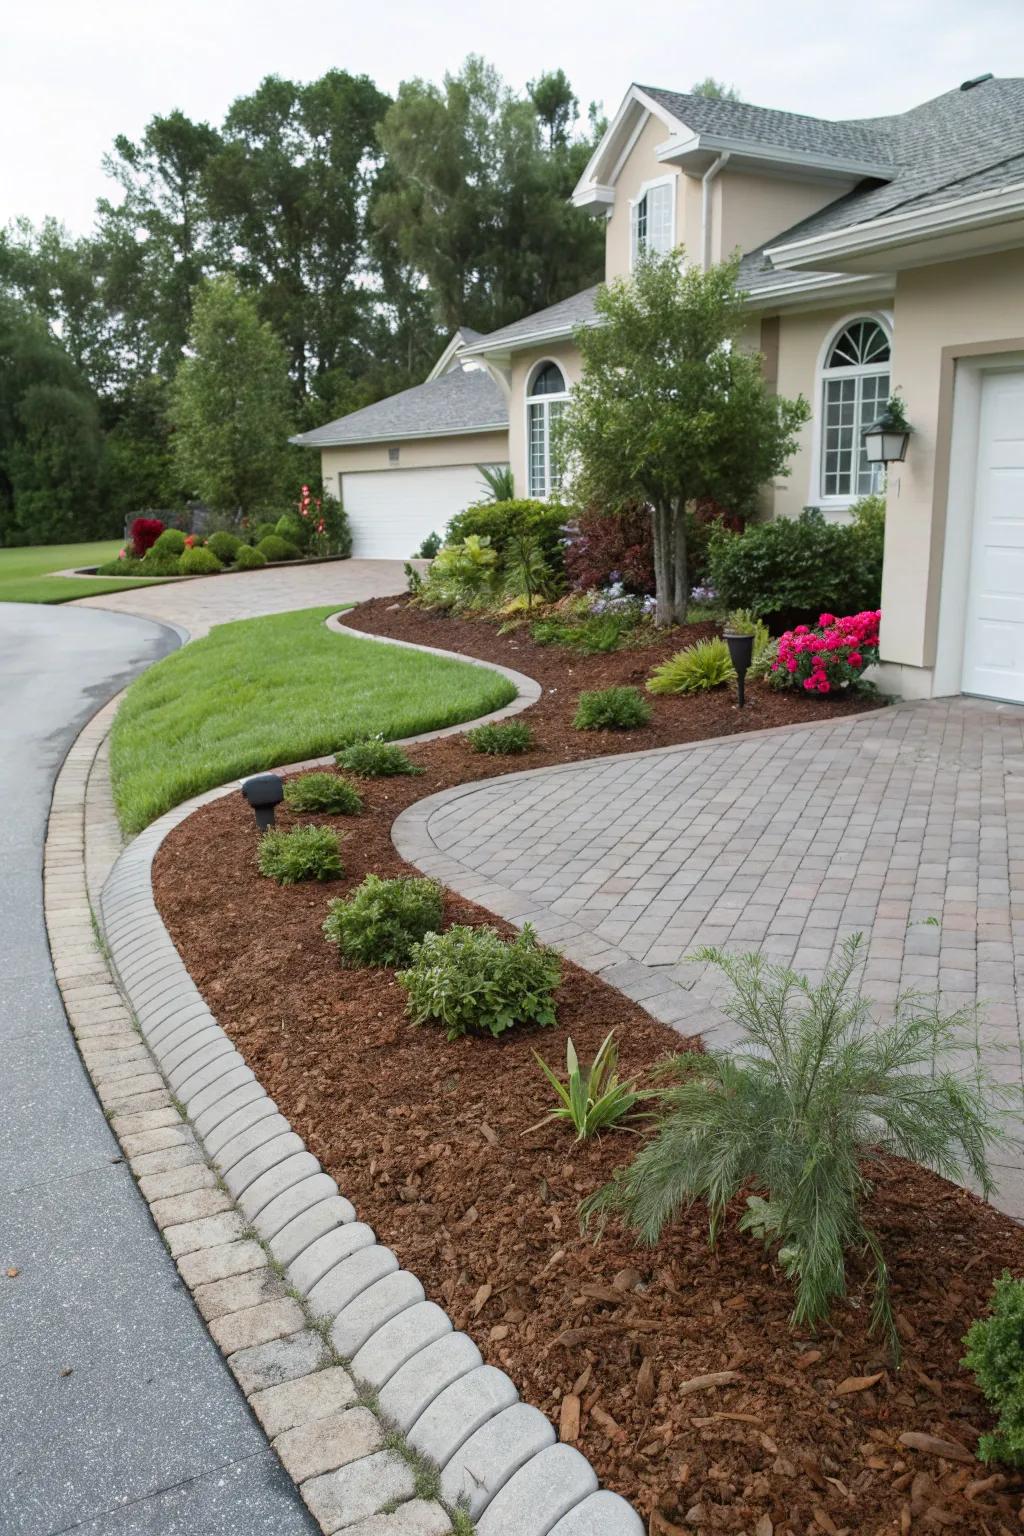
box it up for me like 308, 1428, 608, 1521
701, 151, 731, 269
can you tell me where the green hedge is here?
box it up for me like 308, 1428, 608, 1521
446, 498, 569, 573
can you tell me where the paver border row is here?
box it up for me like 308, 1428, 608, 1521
45, 611, 641, 1536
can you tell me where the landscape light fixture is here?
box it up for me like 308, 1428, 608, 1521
241, 773, 284, 830
724, 628, 755, 709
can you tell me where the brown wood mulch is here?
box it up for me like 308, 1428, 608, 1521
153, 597, 1024, 1534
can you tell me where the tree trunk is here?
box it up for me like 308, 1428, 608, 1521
651, 503, 672, 627
672, 497, 689, 623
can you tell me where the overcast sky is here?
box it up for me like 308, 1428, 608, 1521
6, 0, 1023, 235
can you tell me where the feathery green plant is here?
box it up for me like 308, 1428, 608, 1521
532, 1031, 655, 1140
647, 636, 735, 694
573, 686, 651, 730
582, 936, 999, 1355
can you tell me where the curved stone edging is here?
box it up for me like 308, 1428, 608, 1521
50, 615, 640, 1534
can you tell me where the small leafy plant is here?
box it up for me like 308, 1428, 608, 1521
397, 922, 561, 1040
573, 687, 651, 731
324, 874, 443, 967
283, 772, 362, 815
532, 1032, 653, 1141
724, 608, 760, 635
257, 825, 343, 884
647, 637, 735, 694
335, 739, 422, 778
416, 531, 442, 559
963, 1273, 1024, 1465
583, 936, 999, 1355
466, 721, 534, 755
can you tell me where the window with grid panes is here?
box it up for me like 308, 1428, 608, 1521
820, 319, 891, 500
526, 362, 568, 499
631, 181, 674, 265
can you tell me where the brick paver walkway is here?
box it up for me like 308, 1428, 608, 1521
74, 558, 408, 638
397, 697, 1024, 1214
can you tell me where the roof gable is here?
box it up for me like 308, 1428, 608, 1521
292, 366, 507, 449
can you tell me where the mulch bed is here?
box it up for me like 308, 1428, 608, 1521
152, 597, 1024, 1534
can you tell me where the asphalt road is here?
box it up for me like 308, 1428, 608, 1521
0, 604, 316, 1536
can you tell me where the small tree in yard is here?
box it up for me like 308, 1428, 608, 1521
560, 254, 809, 626
171, 275, 295, 519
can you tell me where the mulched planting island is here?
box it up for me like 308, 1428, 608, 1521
153, 598, 1024, 1534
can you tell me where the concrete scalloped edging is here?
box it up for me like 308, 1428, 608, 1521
46, 613, 642, 1536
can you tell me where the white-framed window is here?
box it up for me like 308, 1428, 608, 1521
630, 177, 675, 267
818, 317, 891, 503
526, 361, 569, 499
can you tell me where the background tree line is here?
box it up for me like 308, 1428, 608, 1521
0, 57, 605, 545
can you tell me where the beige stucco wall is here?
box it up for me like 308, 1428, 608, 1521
880, 250, 1024, 671
320, 430, 508, 491
713, 171, 847, 266
605, 115, 688, 279
507, 339, 583, 496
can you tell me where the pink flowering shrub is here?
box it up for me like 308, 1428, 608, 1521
771, 610, 880, 695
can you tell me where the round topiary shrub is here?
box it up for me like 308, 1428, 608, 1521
256, 534, 301, 563
254, 521, 279, 544
140, 550, 184, 576
276, 514, 308, 550
178, 546, 223, 576
207, 530, 241, 564
151, 528, 187, 556
235, 544, 268, 571
283, 772, 362, 815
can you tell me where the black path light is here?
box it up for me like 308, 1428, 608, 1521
723, 610, 759, 709
241, 772, 284, 830
862, 394, 911, 467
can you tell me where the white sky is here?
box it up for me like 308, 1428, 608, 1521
6, 0, 1024, 234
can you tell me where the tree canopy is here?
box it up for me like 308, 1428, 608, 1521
560, 253, 809, 625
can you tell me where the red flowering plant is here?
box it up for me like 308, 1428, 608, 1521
771, 610, 880, 695
129, 516, 165, 558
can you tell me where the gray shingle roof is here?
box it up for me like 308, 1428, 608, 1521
292, 366, 507, 448
639, 86, 893, 165
459, 286, 601, 354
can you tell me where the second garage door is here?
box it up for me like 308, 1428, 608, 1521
962, 369, 1024, 703
341, 465, 502, 559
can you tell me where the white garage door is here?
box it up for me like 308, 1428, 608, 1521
341, 465, 502, 560
963, 370, 1024, 703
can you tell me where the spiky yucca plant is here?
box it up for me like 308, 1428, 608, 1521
583, 937, 1000, 1353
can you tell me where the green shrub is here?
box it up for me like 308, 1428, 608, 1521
151, 528, 187, 555
276, 514, 308, 550
283, 771, 362, 815
235, 544, 268, 570
254, 521, 279, 543
466, 721, 534, 755
398, 922, 561, 1040
418, 535, 499, 610
207, 530, 241, 564
584, 936, 999, 1354
256, 534, 302, 563
257, 824, 343, 884
96, 553, 146, 576
140, 550, 185, 576
178, 546, 222, 575
446, 498, 568, 575
707, 504, 884, 623
647, 637, 735, 694
335, 739, 422, 777
533, 1031, 654, 1141
963, 1273, 1024, 1465
573, 687, 651, 731
416, 532, 442, 559
324, 874, 443, 967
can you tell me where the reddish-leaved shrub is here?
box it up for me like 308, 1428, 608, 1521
771, 610, 880, 694
129, 516, 165, 558
565, 500, 742, 597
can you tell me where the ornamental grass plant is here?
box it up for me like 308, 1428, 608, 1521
583, 936, 1000, 1354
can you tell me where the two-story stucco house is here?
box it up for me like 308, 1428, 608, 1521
298, 73, 1024, 705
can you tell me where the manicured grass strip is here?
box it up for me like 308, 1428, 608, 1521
110, 606, 517, 834
0, 541, 175, 603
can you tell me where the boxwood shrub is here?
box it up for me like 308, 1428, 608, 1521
151, 528, 187, 556
178, 546, 222, 575
324, 875, 443, 967
256, 534, 301, 563
283, 772, 362, 815
235, 544, 268, 570
257, 825, 343, 884
207, 530, 241, 564
397, 922, 561, 1039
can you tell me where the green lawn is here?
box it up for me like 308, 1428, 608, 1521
110, 606, 517, 834
0, 541, 173, 603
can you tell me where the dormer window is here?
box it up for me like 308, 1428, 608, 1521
631, 178, 675, 266
526, 361, 569, 499
819, 317, 891, 502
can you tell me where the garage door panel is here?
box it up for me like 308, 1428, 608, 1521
963, 371, 1024, 702
341, 465, 505, 560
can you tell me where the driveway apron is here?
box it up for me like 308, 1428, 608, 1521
0, 604, 316, 1536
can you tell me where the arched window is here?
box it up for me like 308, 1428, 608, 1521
819, 317, 891, 502
526, 362, 569, 499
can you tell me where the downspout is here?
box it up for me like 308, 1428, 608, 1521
701, 151, 731, 269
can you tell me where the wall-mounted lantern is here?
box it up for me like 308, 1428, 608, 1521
863, 395, 911, 466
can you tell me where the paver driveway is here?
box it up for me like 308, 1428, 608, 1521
396, 696, 1024, 1215
74, 557, 408, 638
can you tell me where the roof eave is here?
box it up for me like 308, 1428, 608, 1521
766, 181, 1024, 272
292, 420, 508, 450
656, 131, 895, 185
